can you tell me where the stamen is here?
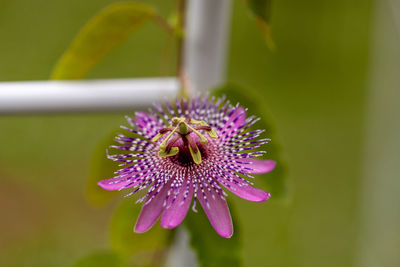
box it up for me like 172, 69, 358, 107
194, 125, 212, 131
191, 120, 218, 139
200, 121, 218, 139
159, 124, 179, 149
165, 134, 181, 152
171, 117, 210, 144
189, 118, 202, 124
185, 134, 203, 165
159, 128, 172, 134
155, 116, 219, 165
184, 124, 208, 144
158, 147, 179, 157
152, 126, 172, 142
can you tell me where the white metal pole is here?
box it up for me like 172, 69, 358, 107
355, 1, 400, 266
0, 0, 232, 114
166, 1, 233, 266
0, 78, 178, 113
184, 0, 232, 92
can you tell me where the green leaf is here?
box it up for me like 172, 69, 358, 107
110, 199, 175, 258
73, 251, 126, 267
51, 2, 157, 79
245, 0, 275, 50
185, 200, 242, 267
212, 84, 289, 200
86, 131, 120, 206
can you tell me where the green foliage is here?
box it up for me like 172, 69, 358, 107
166, 11, 183, 38
246, 0, 272, 22
245, 0, 275, 49
86, 132, 120, 206
51, 2, 157, 79
73, 251, 126, 267
110, 199, 174, 258
213, 84, 288, 200
185, 201, 242, 267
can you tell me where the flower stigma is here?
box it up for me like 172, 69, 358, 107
151, 117, 218, 165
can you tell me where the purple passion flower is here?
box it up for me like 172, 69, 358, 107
98, 96, 276, 238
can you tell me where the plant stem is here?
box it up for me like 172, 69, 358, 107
154, 15, 175, 35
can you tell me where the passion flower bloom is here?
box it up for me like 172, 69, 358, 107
98, 95, 275, 238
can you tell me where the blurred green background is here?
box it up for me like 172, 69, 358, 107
0, 0, 380, 266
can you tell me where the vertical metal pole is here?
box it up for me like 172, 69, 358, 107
184, 0, 232, 92
356, 0, 400, 266
166, 1, 232, 266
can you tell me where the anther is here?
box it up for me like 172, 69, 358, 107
155, 117, 219, 164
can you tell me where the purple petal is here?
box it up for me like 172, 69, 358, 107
97, 170, 155, 191
222, 178, 271, 202
197, 188, 233, 238
239, 159, 276, 174
134, 184, 169, 233
160, 181, 193, 229
97, 177, 132, 191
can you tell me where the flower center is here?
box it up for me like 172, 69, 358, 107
152, 117, 218, 165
